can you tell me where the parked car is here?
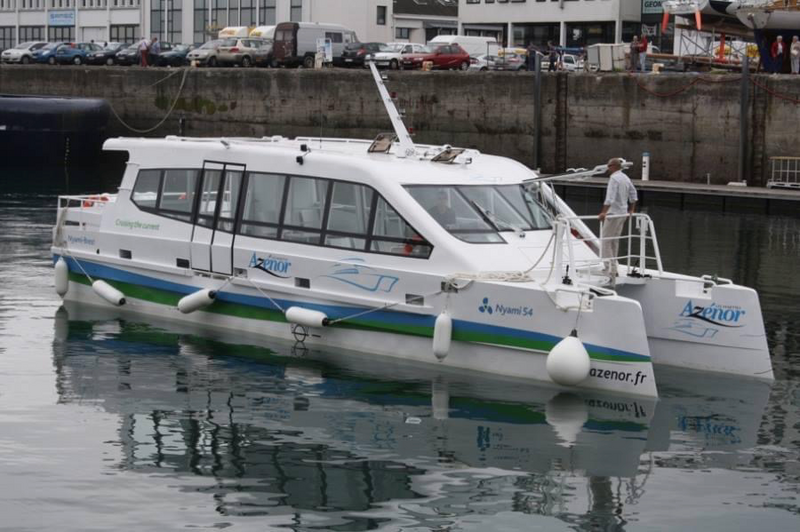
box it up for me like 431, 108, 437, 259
155, 44, 196, 67
427, 35, 500, 59
400, 44, 471, 70
86, 42, 129, 65
272, 21, 358, 68
54, 42, 103, 65
470, 52, 528, 72
31, 42, 66, 65
186, 39, 224, 67
1, 41, 48, 64
252, 39, 275, 67
368, 42, 429, 70
339, 42, 384, 68
217, 37, 266, 67
115, 44, 140, 66
542, 53, 583, 72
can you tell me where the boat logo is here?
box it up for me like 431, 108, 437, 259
319, 258, 399, 293
249, 252, 292, 279
679, 300, 745, 328
479, 297, 533, 318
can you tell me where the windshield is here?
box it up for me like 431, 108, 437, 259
378, 44, 395, 52
43, 42, 61, 50
174, 44, 190, 52
105, 43, 122, 50
14, 42, 33, 50
200, 40, 222, 49
405, 185, 552, 243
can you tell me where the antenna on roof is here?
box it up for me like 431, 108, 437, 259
368, 61, 416, 159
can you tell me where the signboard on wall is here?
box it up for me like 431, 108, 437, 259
49, 11, 76, 27
642, 0, 664, 14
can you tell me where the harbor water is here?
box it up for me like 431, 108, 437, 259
1, 163, 799, 531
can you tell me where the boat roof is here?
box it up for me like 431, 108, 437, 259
103, 135, 538, 187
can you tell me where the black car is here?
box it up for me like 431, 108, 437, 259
155, 44, 196, 67
115, 42, 174, 66
86, 42, 129, 65
339, 42, 384, 68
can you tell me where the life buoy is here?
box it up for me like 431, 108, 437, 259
82, 194, 110, 208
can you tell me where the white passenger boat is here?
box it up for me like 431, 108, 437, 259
50, 65, 773, 399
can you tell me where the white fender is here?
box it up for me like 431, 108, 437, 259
177, 289, 217, 314
285, 306, 329, 328
432, 312, 452, 361
92, 280, 126, 306
55, 257, 69, 296
546, 331, 591, 386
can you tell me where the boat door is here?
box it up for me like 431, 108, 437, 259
190, 161, 245, 275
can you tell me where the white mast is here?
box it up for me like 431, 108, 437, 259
368, 61, 416, 159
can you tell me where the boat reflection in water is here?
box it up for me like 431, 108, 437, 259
52, 303, 771, 529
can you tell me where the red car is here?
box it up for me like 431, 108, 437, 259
401, 44, 471, 70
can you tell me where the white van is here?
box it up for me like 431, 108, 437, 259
427, 35, 499, 58
218, 26, 250, 39
273, 22, 358, 68
249, 26, 276, 39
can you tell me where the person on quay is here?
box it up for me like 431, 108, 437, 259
598, 158, 638, 281
771, 36, 785, 74
791, 36, 800, 75
138, 36, 150, 67
629, 36, 640, 72
639, 33, 648, 73
547, 41, 558, 72
150, 37, 161, 66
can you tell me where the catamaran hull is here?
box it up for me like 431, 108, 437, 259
54, 254, 658, 398
736, 9, 800, 30
617, 274, 773, 380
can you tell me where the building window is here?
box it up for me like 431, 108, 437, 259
211, 0, 227, 34
377, 5, 386, 25
194, 0, 208, 43
168, 0, 182, 44
466, 0, 479, 3
110, 24, 139, 43
241, 0, 255, 27
396, 27, 411, 40
19, 26, 45, 42
0, 27, 14, 51
290, 0, 301, 22
48, 26, 75, 42
259, 0, 275, 25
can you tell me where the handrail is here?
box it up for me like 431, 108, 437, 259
553, 213, 663, 285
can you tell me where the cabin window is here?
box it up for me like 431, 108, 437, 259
371, 197, 432, 257
159, 169, 198, 220
405, 184, 551, 244
131, 170, 162, 209
216, 169, 243, 233
281, 176, 329, 245
196, 169, 222, 229
325, 182, 373, 250
236, 173, 432, 259
240, 172, 285, 239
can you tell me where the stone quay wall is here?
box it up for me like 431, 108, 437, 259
1, 65, 798, 186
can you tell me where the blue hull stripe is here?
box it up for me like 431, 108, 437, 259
56, 255, 650, 362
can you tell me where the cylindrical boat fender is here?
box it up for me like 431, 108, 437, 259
92, 280, 126, 306
55, 257, 69, 296
546, 330, 590, 386
285, 306, 329, 328
177, 289, 217, 314
432, 312, 452, 361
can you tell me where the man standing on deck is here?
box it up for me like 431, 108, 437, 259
598, 158, 638, 281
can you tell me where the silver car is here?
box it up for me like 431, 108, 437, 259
1, 41, 48, 64
217, 37, 266, 67
186, 39, 224, 67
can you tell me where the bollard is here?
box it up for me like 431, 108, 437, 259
642, 152, 650, 181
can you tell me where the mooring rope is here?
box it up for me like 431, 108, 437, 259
109, 67, 190, 134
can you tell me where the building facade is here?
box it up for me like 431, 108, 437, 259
0, 0, 459, 50
458, 0, 643, 49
